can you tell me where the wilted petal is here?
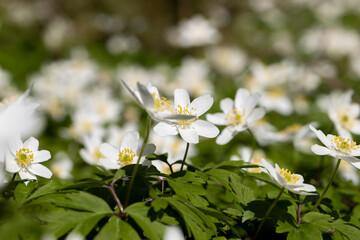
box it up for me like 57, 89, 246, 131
143, 144, 156, 156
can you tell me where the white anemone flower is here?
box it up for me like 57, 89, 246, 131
120, 81, 196, 123
163, 225, 184, 240
327, 90, 360, 138
5, 136, 52, 183
79, 133, 104, 166
310, 125, 360, 169
99, 131, 155, 169
206, 88, 266, 145
153, 89, 219, 144
261, 159, 317, 195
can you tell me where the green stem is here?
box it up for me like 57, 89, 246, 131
248, 128, 257, 159
124, 115, 152, 207
312, 159, 341, 211
180, 142, 190, 171
11, 173, 16, 182
253, 187, 285, 240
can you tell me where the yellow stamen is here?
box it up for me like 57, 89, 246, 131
173, 104, 197, 126
226, 108, 242, 126
279, 168, 300, 184
93, 147, 103, 161
152, 93, 172, 112
331, 136, 360, 153
118, 148, 136, 165
16, 148, 34, 166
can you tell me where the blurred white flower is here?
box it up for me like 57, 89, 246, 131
154, 89, 219, 144
106, 34, 141, 55
106, 123, 138, 147
231, 146, 265, 173
327, 90, 360, 138
79, 134, 104, 166
5, 136, 52, 183
207, 88, 265, 145
310, 125, 360, 169
50, 153, 73, 179
99, 131, 155, 169
163, 225, 184, 240
166, 15, 221, 48
261, 159, 317, 195
337, 159, 359, 185
206, 46, 247, 76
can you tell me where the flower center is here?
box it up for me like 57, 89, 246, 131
226, 108, 242, 126
331, 136, 360, 153
279, 168, 300, 184
118, 148, 136, 165
173, 104, 197, 127
338, 110, 355, 130
152, 93, 172, 112
16, 148, 34, 166
93, 147, 103, 161
267, 87, 285, 97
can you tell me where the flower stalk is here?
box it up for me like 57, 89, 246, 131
180, 142, 190, 171
312, 159, 341, 211
253, 187, 285, 240
125, 115, 152, 207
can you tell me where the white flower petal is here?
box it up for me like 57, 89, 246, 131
192, 120, 219, 138
174, 89, 190, 107
100, 143, 119, 160
234, 88, 250, 109
190, 94, 213, 116
121, 131, 139, 152
137, 82, 154, 108
143, 144, 156, 156
220, 98, 234, 113
350, 161, 360, 170
311, 144, 333, 156
9, 136, 23, 155
33, 150, 51, 163
206, 113, 227, 125
5, 153, 20, 173
216, 126, 236, 145
154, 122, 178, 136
350, 120, 360, 134
309, 125, 332, 149
247, 108, 265, 124
120, 80, 143, 106
23, 137, 39, 152
100, 158, 119, 169
260, 159, 277, 181
291, 183, 317, 193
28, 164, 52, 178
179, 128, 199, 144
19, 170, 37, 181
244, 93, 261, 116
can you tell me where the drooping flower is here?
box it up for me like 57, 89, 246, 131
120, 81, 196, 123
99, 131, 155, 169
153, 89, 219, 144
327, 90, 360, 138
310, 125, 360, 169
5, 136, 52, 183
206, 88, 265, 145
260, 159, 317, 195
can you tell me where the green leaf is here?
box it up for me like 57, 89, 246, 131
302, 212, 334, 232
223, 208, 243, 218
276, 220, 296, 234
332, 219, 360, 240
229, 175, 255, 205
27, 180, 64, 200
113, 169, 126, 181
125, 202, 166, 240
151, 198, 168, 212
95, 216, 141, 240
287, 223, 322, 240
14, 182, 36, 204
242, 210, 255, 223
